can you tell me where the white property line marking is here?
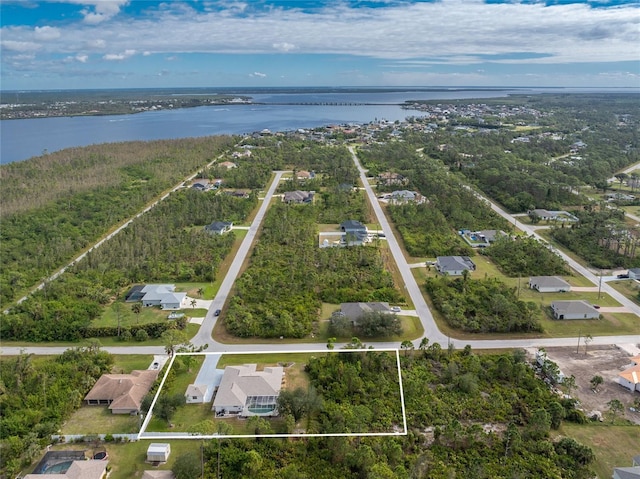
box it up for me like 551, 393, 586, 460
138, 349, 408, 440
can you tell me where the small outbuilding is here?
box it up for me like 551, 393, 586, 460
147, 443, 171, 463
185, 384, 210, 404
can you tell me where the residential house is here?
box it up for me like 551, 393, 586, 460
340, 220, 369, 246
147, 444, 171, 463
137, 284, 186, 310
191, 179, 211, 191
84, 369, 159, 414
389, 190, 425, 205
528, 209, 579, 223
185, 384, 210, 404
283, 190, 314, 204
204, 221, 233, 235
628, 268, 640, 280
617, 355, 640, 393
550, 300, 600, 320
613, 466, 640, 479
213, 364, 284, 417
218, 161, 237, 169
24, 461, 107, 479
529, 276, 571, 293
459, 229, 506, 248
435, 256, 476, 276
340, 302, 391, 326
125, 284, 146, 302
295, 170, 315, 180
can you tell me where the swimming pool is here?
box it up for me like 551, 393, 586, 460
43, 460, 73, 474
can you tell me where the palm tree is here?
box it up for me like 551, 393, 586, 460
131, 302, 142, 324
190, 299, 198, 309
197, 288, 205, 298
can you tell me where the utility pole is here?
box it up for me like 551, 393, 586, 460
598, 269, 603, 299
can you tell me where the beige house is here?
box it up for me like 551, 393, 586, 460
185, 384, 210, 404
84, 370, 158, 414
213, 364, 284, 417
618, 355, 640, 393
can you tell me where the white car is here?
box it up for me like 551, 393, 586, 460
390, 306, 401, 313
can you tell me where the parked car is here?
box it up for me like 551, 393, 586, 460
617, 273, 629, 279
390, 306, 401, 312
214, 309, 222, 316
592, 304, 601, 309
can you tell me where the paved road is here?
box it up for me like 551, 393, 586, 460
190, 171, 286, 348
348, 147, 449, 345
464, 185, 640, 316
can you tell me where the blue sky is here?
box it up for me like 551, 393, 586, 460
1, 0, 639, 90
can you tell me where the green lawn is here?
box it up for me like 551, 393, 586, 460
216, 352, 323, 369
112, 355, 154, 373
162, 355, 205, 397
557, 423, 640, 479
61, 406, 140, 435
147, 403, 212, 433
98, 302, 169, 328
608, 280, 640, 306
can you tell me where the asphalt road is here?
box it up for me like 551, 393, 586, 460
190, 171, 286, 348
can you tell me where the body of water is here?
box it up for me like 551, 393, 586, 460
2, 87, 627, 164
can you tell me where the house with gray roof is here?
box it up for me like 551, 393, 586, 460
283, 190, 314, 204
613, 467, 640, 479
340, 220, 369, 246
213, 364, 284, 417
529, 276, 571, 293
139, 284, 186, 310
628, 268, 640, 280
435, 256, 476, 276
340, 302, 391, 325
204, 221, 233, 235
389, 190, 425, 205
550, 300, 600, 320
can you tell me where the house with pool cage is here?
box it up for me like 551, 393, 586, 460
212, 364, 284, 417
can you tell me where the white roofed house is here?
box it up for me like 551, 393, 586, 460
435, 256, 476, 276
139, 284, 186, 310
213, 364, 284, 417
550, 300, 600, 320
389, 190, 426, 205
529, 276, 571, 293
146, 443, 171, 463
617, 355, 640, 393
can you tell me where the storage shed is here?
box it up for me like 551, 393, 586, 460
147, 443, 171, 463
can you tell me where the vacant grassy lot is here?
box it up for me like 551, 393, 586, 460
61, 406, 140, 435
111, 355, 154, 373
608, 279, 640, 305
557, 423, 640, 479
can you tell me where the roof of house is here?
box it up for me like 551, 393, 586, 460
531, 208, 552, 217
340, 220, 367, 231
186, 384, 209, 397
619, 363, 640, 385
148, 443, 171, 453
205, 221, 232, 232
614, 467, 640, 479
140, 284, 186, 307
85, 370, 159, 411
142, 471, 175, 479
629, 268, 640, 275
213, 364, 283, 409
24, 461, 107, 479
341, 302, 390, 320
475, 230, 504, 242
219, 161, 237, 168
391, 190, 417, 199
125, 284, 146, 302
529, 276, 571, 289
551, 300, 599, 316
283, 190, 313, 202
436, 256, 475, 272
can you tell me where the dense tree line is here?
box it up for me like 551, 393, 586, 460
551, 208, 640, 269
0, 347, 114, 477
425, 275, 541, 333
0, 136, 237, 305
483, 236, 568, 277
192, 348, 594, 478
1, 190, 254, 341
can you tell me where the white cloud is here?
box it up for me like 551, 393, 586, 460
103, 49, 136, 61
1, 40, 40, 52
70, 0, 130, 24
273, 42, 296, 52
76, 54, 89, 63
34, 26, 61, 41
250, 71, 267, 77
